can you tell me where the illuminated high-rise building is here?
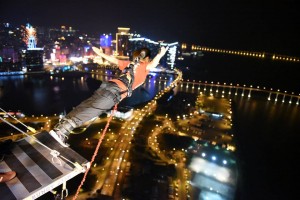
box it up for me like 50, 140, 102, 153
0, 47, 19, 63
23, 23, 38, 49
25, 49, 44, 72
116, 27, 132, 58
100, 33, 113, 55
23, 23, 44, 71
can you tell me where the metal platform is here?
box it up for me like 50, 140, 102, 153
0, 131, 90, 200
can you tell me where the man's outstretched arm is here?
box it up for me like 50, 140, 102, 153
146, 46, 169, 70
92, 46, 119, 65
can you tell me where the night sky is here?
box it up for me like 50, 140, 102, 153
1, 0, 300, 55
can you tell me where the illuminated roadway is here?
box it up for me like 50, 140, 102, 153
100, 103, 156, 197
98, 70, 182, 198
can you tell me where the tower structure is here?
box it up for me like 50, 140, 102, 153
115, 27, 131, 58
22, 23, 44, 71
24, 23, 38, 49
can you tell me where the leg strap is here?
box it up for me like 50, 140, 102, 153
118, 63, 135, 97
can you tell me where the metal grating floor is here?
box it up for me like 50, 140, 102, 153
0, 131, 89, 200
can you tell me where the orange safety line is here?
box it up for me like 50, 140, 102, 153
72, 104, 118, 200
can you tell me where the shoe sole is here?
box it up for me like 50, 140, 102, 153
0, 171, 16, 183
49, 130, 69, 147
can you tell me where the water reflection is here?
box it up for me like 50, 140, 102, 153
0, 71, 171, 115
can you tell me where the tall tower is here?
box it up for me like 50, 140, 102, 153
22, 23, 44, 72
116, 27, 131, 58
24, 23, 37, 49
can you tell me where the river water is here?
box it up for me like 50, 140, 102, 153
177, 53, 300, 200
0, 53, 299, 200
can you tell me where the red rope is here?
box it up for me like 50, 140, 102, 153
72, 104, 118, 200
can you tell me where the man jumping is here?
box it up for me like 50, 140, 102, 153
49, 46, 169, 147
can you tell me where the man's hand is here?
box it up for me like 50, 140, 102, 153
146, 46, 169, 70
92, 46, 103, 56
92, 46, 119, 65
159, 46, 169, 57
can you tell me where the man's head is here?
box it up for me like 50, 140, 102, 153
133, 47, 151, 62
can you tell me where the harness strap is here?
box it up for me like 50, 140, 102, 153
117, 63, 135, 97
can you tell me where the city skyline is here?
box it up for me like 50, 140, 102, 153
1, 1, 300, 200
1, 0, 300, 56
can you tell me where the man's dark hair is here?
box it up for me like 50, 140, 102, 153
133, 47, 151, 59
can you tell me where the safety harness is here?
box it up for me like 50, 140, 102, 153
117, 62, 135, 97
117, 50, 146, 97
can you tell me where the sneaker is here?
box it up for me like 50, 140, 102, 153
49, 130, 69, 147
0, 171, 16, 183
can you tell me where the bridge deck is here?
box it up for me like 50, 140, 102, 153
0, 131, 89, 200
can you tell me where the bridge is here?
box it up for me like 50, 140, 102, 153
176, 80, 300, 105
186, 45, 300, 63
